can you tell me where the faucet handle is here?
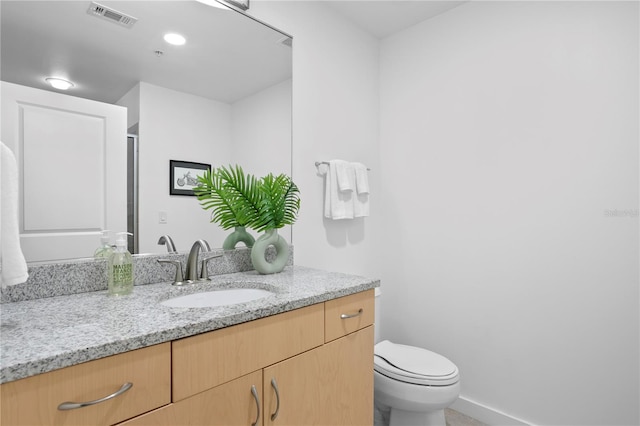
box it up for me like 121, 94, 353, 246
157, 259, 189, 286
199, 254, 223, 281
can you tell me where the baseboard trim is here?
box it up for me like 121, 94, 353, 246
451, 396, 532, 426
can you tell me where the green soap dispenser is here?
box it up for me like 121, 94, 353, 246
94, 230, 114, 259
108, 232, 134, 296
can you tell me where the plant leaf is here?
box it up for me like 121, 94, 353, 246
253, 173, 300, 232
217, 165, 262, 228
194, 168, 245, 229
194, 165, 300, 233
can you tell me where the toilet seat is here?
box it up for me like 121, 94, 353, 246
374, 340, 459, 386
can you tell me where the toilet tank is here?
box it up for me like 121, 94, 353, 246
374, 287, 381, 343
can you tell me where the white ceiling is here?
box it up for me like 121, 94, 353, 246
1, 1, 292, 104
326, 1, 467, 39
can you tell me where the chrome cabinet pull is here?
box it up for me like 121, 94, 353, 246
340, 308, 363, 319
57, 382, 133, 411
251, 385, 260, 426
270, 378, 280, 421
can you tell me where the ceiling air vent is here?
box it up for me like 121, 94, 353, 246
87, 2, 138, 28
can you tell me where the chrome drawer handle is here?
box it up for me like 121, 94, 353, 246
57, 382, 133, 411
340, 308, 363, 319
270, 378, 280, 421
251, 385, 260, 426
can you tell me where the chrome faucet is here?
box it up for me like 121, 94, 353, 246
185, 239, 211, 281
157, 235, 177, 253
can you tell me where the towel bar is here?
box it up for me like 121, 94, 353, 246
315, 161, 370, 170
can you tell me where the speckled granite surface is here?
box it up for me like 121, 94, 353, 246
0, 265, 379, 384
0, 246, 291, 303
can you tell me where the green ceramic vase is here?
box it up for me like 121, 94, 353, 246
250, 228, 289, 274
222, 226, 255, 250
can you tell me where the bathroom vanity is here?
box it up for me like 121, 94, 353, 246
0, 266, 378, 425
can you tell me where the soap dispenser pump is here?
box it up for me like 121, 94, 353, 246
94, 230, 114, 259
108, 232, 134, 296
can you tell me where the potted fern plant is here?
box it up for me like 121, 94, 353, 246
194, 166, 257, 250
195, 165, 300, 274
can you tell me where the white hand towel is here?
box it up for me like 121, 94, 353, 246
1, 142, 29, 287
323, 160, 354, 220
352, 162, 370, 217
353, 162, 369, 195
334, 160, 353, 192
353, 192, 370, 217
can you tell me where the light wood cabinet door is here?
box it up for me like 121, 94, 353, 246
172, 303, 324, 401
263, 326, 374, 426
0, 343, 171, 426
118, 370, 263, 426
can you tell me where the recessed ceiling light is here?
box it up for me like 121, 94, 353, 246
45, 77, 74, 90
164, 33, 186, 46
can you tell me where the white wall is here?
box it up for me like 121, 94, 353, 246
231, 79, 292, 178
231, 79, 293, 243
379, 2, 639, 425
250, 1, 383, 277
116, 84, 139, 131
138, 82, 232, 253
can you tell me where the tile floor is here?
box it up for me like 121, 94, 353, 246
445, 408, 487, 426
374, 407, 486, 426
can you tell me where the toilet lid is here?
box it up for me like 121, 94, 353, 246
374, 340, 459, 386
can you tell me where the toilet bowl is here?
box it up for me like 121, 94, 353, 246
374, 340, 460, 426
374, 290, 460, 426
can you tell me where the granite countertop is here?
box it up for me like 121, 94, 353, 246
0, 266, 379, 384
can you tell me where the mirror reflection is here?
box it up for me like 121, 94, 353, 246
1, 0, 293, 263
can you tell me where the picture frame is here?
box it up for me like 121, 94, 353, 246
169, 160, 211, 196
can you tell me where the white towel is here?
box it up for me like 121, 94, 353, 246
352, 162, 370, 217
323, 160, 354, 220
335, 160, 353, 192
353, 162, 369, 195
1, 142, 29, 287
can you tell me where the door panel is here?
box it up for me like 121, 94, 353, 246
1, 81, 127, 261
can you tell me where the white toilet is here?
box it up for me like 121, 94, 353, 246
374, 289, 460, 426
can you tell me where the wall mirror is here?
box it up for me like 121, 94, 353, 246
1, 0, 293, 263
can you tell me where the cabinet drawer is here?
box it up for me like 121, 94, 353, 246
324, 289, 375, 342
172, 303, 324, 401
0, 343, 171, 426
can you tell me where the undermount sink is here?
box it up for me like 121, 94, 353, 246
161, 288, 274, 308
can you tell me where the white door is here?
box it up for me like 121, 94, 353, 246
1, 81, 127, 262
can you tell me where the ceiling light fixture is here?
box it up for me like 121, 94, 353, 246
195, 0, 231, 10
164, 33, 186, 46
45, 77, 74, 90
